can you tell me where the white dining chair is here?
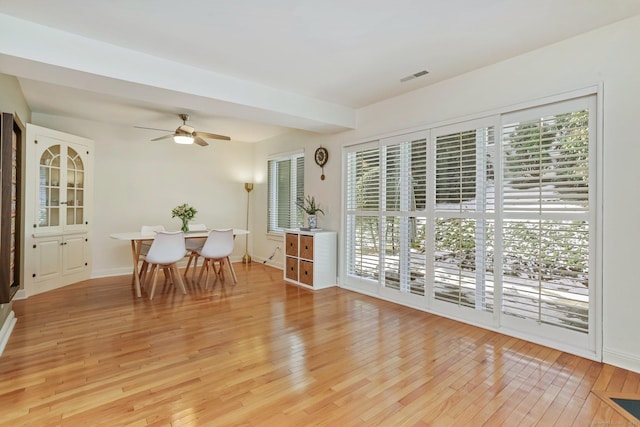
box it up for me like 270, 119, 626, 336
144, 231, 187, 300
197, 229, 237, 289
138, 224, 165, 285
184, 223, 208, 280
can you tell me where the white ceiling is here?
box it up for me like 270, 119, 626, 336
1, 0, 639, 142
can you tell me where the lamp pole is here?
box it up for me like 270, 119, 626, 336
242, 182, 254, 264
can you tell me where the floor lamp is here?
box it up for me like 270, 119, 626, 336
242, 182, 254, 264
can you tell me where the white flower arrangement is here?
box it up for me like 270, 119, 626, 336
171, 203, 197, 231
171, 203, 198, 221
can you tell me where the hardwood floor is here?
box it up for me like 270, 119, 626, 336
1, 263, 638, 426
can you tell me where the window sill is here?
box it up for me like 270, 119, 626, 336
266, 232, 283, 241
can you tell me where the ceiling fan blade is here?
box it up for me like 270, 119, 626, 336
134, 126, 174, 132
194, 136, 209, 147
193, 131, 231, 141
150, 134, 176, 141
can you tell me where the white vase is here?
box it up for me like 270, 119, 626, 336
307, 215, 317, 229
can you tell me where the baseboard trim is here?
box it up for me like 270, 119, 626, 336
0, 310, 17, 356
603, 349, 640, 374
92, 257, 284, 280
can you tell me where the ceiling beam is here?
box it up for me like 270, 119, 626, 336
0, 13, 355, 133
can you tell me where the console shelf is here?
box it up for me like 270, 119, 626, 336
284, 229, 336, 290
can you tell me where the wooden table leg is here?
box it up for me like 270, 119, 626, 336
130, 240, 142, 298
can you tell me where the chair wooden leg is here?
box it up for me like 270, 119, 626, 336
216, 259, 224, 279
198, 258, 209, 289
218, 258, 226, 280
191, 254, 199, 281
149, 264, 159, 300
226, 256, 238, 283
161, 266, 168, 284
184, 253, 193, 278
205, 259, 213, 289
167, 266, 176, 286
172, 264, 187, 294
197, 258, 204, 281
139, 260, 149, 287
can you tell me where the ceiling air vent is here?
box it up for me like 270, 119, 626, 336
400, 70, 429, 83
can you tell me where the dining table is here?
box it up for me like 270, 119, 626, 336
110, 228, 249, 297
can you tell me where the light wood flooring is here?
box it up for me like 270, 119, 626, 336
1, 263, 639, 426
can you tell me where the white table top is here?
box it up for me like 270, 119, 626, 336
110, 228, 249, 240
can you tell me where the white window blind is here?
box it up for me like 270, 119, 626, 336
380, 138, 427, 295
501, 107, 591, 333
267, 153, 304, 233
346, 146, 380, 281
342, 93, 597, 355
433, 126, 495, 311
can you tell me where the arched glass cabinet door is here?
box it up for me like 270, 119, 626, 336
66, 146, 84, 226
38, 144, 61, 228
37, 142, 88, 232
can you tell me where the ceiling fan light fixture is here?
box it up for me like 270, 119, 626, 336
174, 135, 194, 144
144, 114, 228, 147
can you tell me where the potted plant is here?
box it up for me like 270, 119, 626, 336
297, 195, 324, 229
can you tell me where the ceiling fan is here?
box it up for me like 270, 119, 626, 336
137, 113, 231, 147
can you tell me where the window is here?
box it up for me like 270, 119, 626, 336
432, 123, 495, 313
500, 102, 592, 335
345, 143, 380, 285
343, 93, 598, 357
268, 152, 304, 233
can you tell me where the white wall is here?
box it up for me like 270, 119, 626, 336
252, 15, 640, 372
250, 129, 344, 266
0, 74, 31, 125
31, 113, 255, 277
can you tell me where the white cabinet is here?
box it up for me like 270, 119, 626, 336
34, 234, 88, 281
284, 229, 337, 290
24, 124, 93, 296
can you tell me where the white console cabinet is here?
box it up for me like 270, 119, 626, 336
284, 229, 337, 290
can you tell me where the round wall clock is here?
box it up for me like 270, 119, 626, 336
314, 146, 328, 180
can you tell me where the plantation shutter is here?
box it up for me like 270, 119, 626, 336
380, 136, 428, 295
432, 125, 495, 311
501, 103, 591, 333
268, 153, 304, 233
346, 145, 380, 281
343, 91, 598, 357
294, 155, 304, 225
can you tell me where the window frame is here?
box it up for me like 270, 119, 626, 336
341, 86, 602, 361
267, 150, 304, 235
